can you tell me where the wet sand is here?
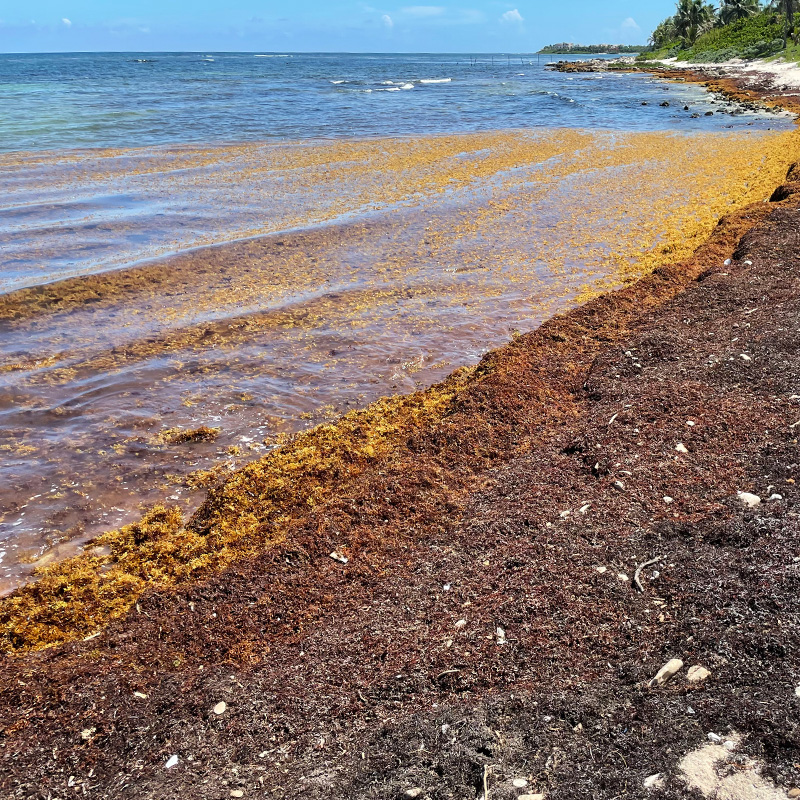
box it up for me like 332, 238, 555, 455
1, 127, 797, 592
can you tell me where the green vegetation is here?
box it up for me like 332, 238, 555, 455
538, 43, 649, 54
681, 11, 784, 60
645, 0, 798, 62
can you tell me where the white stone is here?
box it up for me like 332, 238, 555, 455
165, 755, 179, 769
613, 480, 625, 491
794, 685, 800, 698
687, 665, 711, 683
595, 566, 607, 574
769, 494, 783, 501
676, 443, 689, 454
740, 353, 752, 362
454, 619, 467, 629
213, 701, 227, 715
579, 503, 591, 514
518, 795, 545, 800
496, 627, 507, 645
329, 551, 348, 564
707, 732, 722, 743
230, 792, 244, 799
650, 658, 684, 687
663, 496, 674, 504
133, 691, 148, 699
618, 573, 629, 582
80, 728, 95, 740
737, 491, 761, 508
405, 790, 423, 799
724, 258, 732, 266
644, 773, 664, 790
513, 778, 528, 788
686, 420, 696, 426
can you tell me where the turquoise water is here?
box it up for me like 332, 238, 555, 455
0, 51, 789, 152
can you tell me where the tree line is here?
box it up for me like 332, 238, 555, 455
650, 0, 796, 48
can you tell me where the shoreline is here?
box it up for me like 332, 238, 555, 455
3, 126, 790, 595
2, 145, 800, 794
3, 69, 800, 795
552, 54, 800, 116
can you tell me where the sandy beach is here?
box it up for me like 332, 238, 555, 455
658, 55, 800, 91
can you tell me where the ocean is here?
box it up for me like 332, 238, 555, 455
0, 51, 794, 590
0, 51, 787, 152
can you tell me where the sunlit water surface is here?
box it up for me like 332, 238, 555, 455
0, 52, 794, 590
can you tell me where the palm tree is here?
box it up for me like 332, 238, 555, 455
780, 0, 796, 43
650, 16, 679, 47
719, 0, 761, 24
675, 0, 717, 43
767, 0, 797, 43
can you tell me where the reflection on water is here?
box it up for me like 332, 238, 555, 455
0, 127, 795, 591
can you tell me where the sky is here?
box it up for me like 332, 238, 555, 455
0, 1, 675, 53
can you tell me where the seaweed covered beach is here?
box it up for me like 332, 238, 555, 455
4, 53, 800, 799
2, 126, 798, 594
2, 51, 798, 594
4, 153, 800, 799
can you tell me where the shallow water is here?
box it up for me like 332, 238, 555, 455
0, 53, 795, 591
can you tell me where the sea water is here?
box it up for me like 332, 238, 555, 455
0, 51, 787, 152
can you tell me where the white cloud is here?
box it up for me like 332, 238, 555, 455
621, 16, 640, 31
401, 5, 446, 16
500, 8, 523, 24
61, 17, 72, 27
381, 13, 394, 27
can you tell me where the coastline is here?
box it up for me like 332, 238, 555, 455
2, 125, 790, 594
552, 54, 800, 115
3, 147, 800, 795
3, 63, 800, 796
2, 126, 798, 647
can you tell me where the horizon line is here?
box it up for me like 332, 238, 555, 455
0, 47, 645, 56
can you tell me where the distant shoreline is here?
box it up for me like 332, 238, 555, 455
538, 44, 649, 55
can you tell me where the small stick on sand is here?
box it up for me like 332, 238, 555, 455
633, 556, 663, 593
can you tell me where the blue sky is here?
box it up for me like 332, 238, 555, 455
1, 1, 674, 53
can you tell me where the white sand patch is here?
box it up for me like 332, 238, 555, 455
656, 57, 800, 92
680, 736, 791, 800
